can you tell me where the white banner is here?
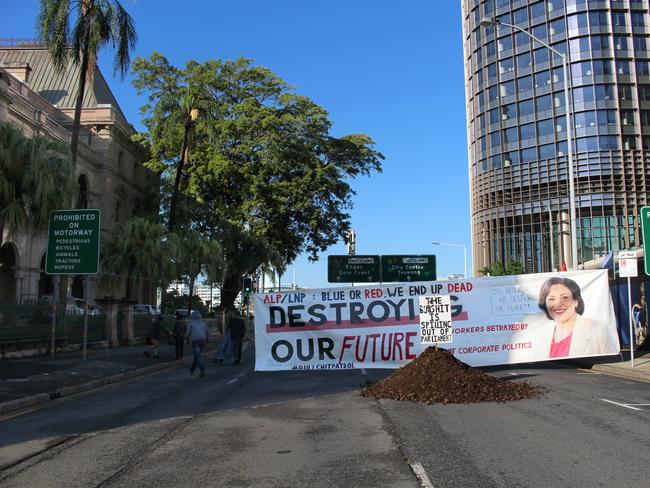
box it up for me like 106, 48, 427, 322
254, 270, 620, 371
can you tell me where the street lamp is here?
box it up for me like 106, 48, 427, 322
546, 205, 555, 271
432, 241, 468, 278
480, 17, 578, 270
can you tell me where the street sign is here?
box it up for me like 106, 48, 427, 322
45, 209, 101, 275
381, 255, 436, 282
328, 255, 380, 283
619, 258, 638, 278
641, 206, 650, 275
618, 251, 636, 259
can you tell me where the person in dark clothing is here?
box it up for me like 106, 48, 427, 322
145, 315, 168, 358
230, 310, 246, 365
172, 311, 186, 360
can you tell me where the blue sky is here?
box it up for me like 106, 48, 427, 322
4, 0, 471, 289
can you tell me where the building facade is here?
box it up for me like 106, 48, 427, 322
463, 0, 650, 274
0, 41, 155, 304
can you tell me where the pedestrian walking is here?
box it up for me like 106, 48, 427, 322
145, 315, 168, 359
230, 310, 246, 365
213, 309, 234, 364
173, 311, 186, 360
185, 310, 210, 377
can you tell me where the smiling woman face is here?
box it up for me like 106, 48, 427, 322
545, 283, 579, 325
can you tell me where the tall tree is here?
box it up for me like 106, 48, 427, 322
0, 122, 76, 244
134, 55, 383, 308
132, 53, 217, 233
38, 0, 137, 164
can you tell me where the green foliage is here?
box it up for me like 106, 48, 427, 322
175, 231, 224, 287
163, 290, 208, 316
0, 122, 76, 243
38, 0, 137, 77
132, 54, 384, 307
479, 259, 525, 276
38, 0, 137, 162
101, 217, 176, 298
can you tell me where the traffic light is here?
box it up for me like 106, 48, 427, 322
242, 277, 253, 293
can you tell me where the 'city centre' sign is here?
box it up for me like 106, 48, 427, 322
45, 209, 101, 275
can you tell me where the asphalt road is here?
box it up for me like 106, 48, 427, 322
0, 346, 648, 488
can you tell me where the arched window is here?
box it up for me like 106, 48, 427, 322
77, 174, 89, 209
38, 253, 54, 298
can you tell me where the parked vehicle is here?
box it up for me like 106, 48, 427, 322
23, 295, 96, 315
133, 304, 162, 316
174, 309, 190, 319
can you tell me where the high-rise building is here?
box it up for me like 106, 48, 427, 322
462, 0, 650, 274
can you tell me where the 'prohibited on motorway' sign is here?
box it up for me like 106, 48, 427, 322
45, 209, 101, 275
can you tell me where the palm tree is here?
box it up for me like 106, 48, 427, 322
38, 0, 137, 164
102, 217, 175, 300
176, 231, 223, 314
0, 122, 77, 245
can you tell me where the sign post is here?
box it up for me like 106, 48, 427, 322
619, 251, 637, 367
46, 209, 101, 360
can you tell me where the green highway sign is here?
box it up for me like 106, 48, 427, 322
381, 254, 436, 282
641, 206, 650, 275
328, 255, 381, 283
45, 209, 101, 275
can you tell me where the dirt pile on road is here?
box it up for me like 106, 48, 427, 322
360, 346, 541, 404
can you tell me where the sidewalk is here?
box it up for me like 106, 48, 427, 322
1, 343, 648, 417
563, 348, 650, 382
0, 339, 221, 415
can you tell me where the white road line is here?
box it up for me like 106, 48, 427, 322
627, 403, 650, 406
508, 372, 518, 376
600, 399, 643, 411
410, 462, 434, 488
226, 373, 246, 385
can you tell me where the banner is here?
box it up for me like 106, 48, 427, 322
254, 270, 620, 371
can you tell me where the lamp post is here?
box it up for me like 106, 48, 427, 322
480, 17, 578, 270
546, 205, 555, 271
432, 241, 468, 278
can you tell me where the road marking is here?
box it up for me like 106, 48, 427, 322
226, 373, 246, 385
508, 372, 518, 376
410, 462, 434, 488
601, 399, 643, 411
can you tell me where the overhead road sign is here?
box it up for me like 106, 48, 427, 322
382, 254, 436, 282
328, 255, 380, 283
45, 209, 101, 275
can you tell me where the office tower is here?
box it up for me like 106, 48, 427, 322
462, 0, 650, 273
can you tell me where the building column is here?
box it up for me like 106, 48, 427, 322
96, 299, 119, 346
119, 301, 135, 345
12, 266, 40, 303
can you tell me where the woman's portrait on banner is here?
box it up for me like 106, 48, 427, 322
537, 277, 619, 358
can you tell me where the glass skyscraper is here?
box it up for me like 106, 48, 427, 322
462, 0, 650, 273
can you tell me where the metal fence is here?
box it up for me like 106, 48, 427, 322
0, 305, 227, 349
0, 304, 107, 345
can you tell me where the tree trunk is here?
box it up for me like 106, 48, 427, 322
70, 30, 91, 164
167, 121, 191, 233
220, 273, 241, 311
188, 276, 195, 315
